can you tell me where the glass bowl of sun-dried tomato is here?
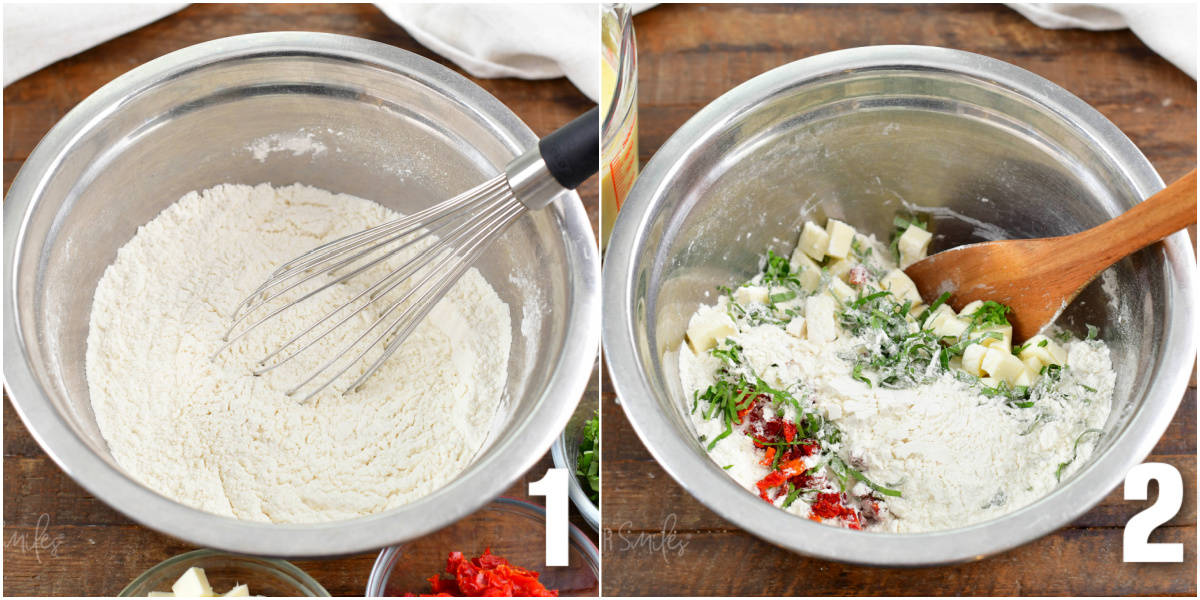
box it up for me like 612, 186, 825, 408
365, 497, 599, 597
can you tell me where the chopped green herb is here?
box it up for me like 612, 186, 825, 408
1085, 324, 1100, 340
709, 339, 744, 367
575, 411, 600, 504
851, 363, 873, 387
761, 250, 802, 288
770, 290, 797, 304
965, 301, 1012, 328
829, 456, 902, 497
1056, 428, 1103, 481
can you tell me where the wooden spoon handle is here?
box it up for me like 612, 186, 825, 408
1071, 169, 1196, 271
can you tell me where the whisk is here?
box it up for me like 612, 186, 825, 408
215, 107, 599, 401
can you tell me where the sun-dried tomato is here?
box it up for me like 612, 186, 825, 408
808, 492, 863, 529
410, 549, 558, 597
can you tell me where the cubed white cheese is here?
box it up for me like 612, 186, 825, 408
171, 567, 214, 598
981, 346, 1026, 385
223, 584, 250, 597
828, 278, 856, 303
938, 317, 969, 339
1014, 367, 1035, 388
977, 324, 1013, 354
824, 219, 856, 259
897, 224, 933, 269
962, 343, 987, 376
925, 304, 956, 326
797, 221, 830, 260
685, 308, 736, 353
788, 249, 823, 292
927, 305, 968, 338
805, 295, 838, 343
948, 356, 963, 372
980, 376, 1000, 387
826, 257, 853, 281
785, 316, 807, 338
879, 268, 922, 304
733, 285, 769, 305
1018, 334, 1067, 366
959, 300, 984, 318
1021, 355, 1043, 372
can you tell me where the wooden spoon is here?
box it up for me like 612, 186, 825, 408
905, 169, 1196, 341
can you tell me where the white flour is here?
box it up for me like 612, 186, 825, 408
682, 332, 1114, 532
86, 183, 510, 523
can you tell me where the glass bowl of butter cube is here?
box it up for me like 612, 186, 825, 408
119, 549, 329, 597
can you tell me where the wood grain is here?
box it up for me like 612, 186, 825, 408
3, 3, 598, 597
602, 3, 1196, 596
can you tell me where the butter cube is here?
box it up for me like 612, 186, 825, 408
897, 225, 933, 269
980, 376, 1000, 388
962, 343, 987, 376
172, 567, 214, 598
1018, 334, 1067, 366
686, 308, 737, 353
824, 219, 857, 259
785, 316, 807, 338
982, 346, 1026, 384
788, 249, 823, 292
223, 584, 250, 597
797, 221, 830, 260
828, 278, 856, 303
879, 269, 922, 304
733, 285, 769, 305
805, 294, 838, 343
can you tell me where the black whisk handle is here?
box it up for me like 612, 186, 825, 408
538, 106, 600, 190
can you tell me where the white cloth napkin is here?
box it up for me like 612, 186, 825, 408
1009, 3, 1196, 78
375, 3, 600, 102
2, 3, 186, 86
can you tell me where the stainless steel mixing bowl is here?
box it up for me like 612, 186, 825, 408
603, 45, 1194, 566
4, 32, 600, 557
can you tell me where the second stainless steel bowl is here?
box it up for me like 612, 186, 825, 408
603, 45, 1194, 565
4, 33, 600, 557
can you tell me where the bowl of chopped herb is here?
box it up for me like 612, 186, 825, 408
552, 394, 600, 531
602, 45, 1194, 565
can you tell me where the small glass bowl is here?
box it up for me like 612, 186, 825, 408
365, 497, 599, 597
119, 549, 329, 597
551, 397, 599, 531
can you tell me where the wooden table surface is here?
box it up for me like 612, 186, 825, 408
601, 3, 1196, 596
2, 4, 598, 597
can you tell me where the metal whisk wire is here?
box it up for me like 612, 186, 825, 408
217, 176, 524, 402
214, 106, 598, 401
